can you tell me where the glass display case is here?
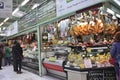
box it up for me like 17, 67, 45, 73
42, 45, 70, 79
22, 47, 39, 73
64, 45, 116, 80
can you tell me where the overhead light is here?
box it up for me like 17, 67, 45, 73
3, 17, 9, 23
116, 14, 120, 18
13, 11, 26, 17
31, 0, 47, 10
0, 22, 4, 26
20, 0, 30, 7
0, 33, 6, 36
12, 8, 19, 15
114, 0, 120, 6
0, 28, 1, 32
107, 8, 114, 15
31, 3, 40, 10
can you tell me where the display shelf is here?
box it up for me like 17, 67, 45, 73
64, 45, 116, 80
42, 45, 69, 79
64, 65, 116, 80
22, 62, 39, 70
23, 57, 38, 63
64, 65, 114, 72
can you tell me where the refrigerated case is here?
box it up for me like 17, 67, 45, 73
64, 45, 116, 80
22, 48, 39, 73
42, 45, 69, 79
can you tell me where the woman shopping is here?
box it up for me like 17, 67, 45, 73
4, 43, 12, 66
110, 31, 120, 79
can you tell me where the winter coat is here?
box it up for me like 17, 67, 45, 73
5, 47, 11, 58
110, 42, 120, 63
0, 48, 3, 58
12, 43, 23, 60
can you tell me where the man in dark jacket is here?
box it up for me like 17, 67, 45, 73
12, 41, 23, 74
0, 43, 3, 70
12, 41, 17, 72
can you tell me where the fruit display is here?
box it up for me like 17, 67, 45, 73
66, 46, 113, 69
67, 51, 84, 68
49, 56, 56, 62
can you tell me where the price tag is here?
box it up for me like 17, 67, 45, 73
84, 58, 92, 68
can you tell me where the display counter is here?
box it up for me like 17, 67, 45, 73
64, 69, 87, 80
42, 46, 69, 79
43, 58, 66, 79
22, 49, 39, 74
64, 65, 116, 80
43, 58, 64, 72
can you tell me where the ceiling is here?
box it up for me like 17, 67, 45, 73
0, 0, 120, 32
0, 0, 46, 29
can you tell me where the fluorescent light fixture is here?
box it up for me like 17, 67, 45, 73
12, 8, 19, 15
31, 3, 40, 10
107, 8, 114, 15
13, 11, 26, 17
116, 14, 120, 18
0, 22, 4, 26
31, 0, 47, 10
114, 0, 120, 6
0, 33, 6, 36
21, 0, 30, 7
0, 28, 1, 32
3, 17, 9, 23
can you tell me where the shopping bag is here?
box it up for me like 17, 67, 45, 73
109, 57, 115, 65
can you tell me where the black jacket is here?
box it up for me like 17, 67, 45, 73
12, 43, 23, 60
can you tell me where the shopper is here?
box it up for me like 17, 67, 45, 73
110, 31, 120, 79
4, 43, 12, 66
12, 41, 17, 72
12, 41, 23, 74
0, 43, 3, 69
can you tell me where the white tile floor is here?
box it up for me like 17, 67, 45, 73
0, 66, 62, 80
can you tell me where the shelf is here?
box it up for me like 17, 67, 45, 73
64, 65, 114, 72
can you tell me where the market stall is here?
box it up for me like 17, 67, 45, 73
41, 0, 119, 79
4, 0, 120, 79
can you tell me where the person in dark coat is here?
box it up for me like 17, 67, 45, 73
12, 41, 23, 74
110, 31, 120, 79
0, 43, 3, 69
12, 41, 17, 72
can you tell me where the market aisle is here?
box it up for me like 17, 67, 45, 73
0, 65, 62, 80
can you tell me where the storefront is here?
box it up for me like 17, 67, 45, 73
40, 0, 120, 80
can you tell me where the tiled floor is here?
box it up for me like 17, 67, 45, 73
0, 65, 62, 80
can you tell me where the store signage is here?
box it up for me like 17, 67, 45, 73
37, 1, 56, 23
6, 21, 18, 36
18, 9, 37, 31
0, 0, 12, 18
56, 0, 104, 17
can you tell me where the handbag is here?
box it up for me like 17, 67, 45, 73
109, 57, 115, 65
